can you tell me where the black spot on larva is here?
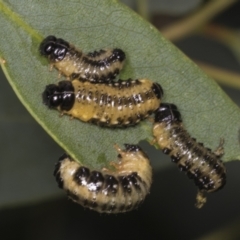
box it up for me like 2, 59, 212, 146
187, 171, 195, 179
172, 126, 182, 135
74, 167, 90, 185
105, 175, 119, 194
178, 164, 189, 172
128, 173, 141, 192
203, 155, 215, 167
54, 171, 63, 189
136, 113, 144, 121
100, 93, 108, 105
105, 72, 114, 81
119, 176, 132, 193
132, 93, 142, 104
116, 117, 124, 125
171, 154, 181, 163
87, 49, 106, 57
197, 175, 213, 191
186, 140, 194, 150
101, 203, 116, 213
153, 103, 226, 207
213, 163, 224, 175
113, 68, 120, 76
39, 36, 126, 83
89, 171, 105, 191
163, 148, 171, 155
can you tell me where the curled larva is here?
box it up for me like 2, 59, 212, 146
39, 35, 126, 83
42, 78, 163, 127
54, 144, 152, 213
153, 103, 226, 208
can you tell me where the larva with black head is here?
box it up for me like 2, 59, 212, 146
54, 144, 152, 213
42, 78, 163, 127
39, 36, 126, 83
153, 103, 226, 208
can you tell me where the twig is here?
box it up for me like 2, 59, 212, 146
202, 24, 240, 64
136, 0, 150, 20
197, 61, 240, 89
161, 0, 237, 41
196, 217, 240, 240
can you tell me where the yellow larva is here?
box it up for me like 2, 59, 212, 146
54, 144, 152, 213
39, 36, 126, 83
153, 103, 226, 208
42, 78, 163, 127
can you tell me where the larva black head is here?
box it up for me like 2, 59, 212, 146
42, 81, 75, 111
42, 83, 61, 108
155, 103, 182, 123
112, 48, 126, 62
124, 144, 141, 152
39, 35, 70, 61
151, 83, 164, 99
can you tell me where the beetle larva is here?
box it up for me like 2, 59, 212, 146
39, 35, 126, 83
153, 103, 226, 208
54, 144, 152, 213
42, 78, 163, 127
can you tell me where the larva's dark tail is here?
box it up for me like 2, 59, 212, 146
112, 48, 126, 62
151, 83, 164, 99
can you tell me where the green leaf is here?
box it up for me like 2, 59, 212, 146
0, 0, 239, 172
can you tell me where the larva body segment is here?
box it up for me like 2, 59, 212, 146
42, 79, 163, 127
54, 144, 152, 213
39, 36, 126, 83
153, 103, 226, 208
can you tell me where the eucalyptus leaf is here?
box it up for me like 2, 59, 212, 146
0, 0, 239, 174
